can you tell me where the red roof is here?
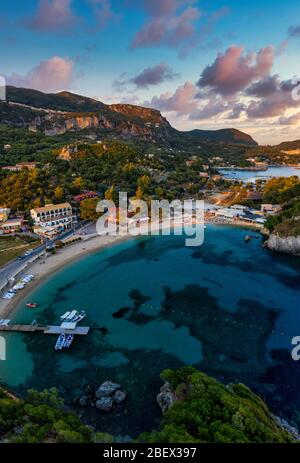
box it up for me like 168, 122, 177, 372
72, 191, 99, 202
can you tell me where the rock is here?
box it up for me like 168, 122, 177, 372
95, 397, 113, 412
265, 233, 300, 256
78, 396, 89, 407
95, 381, 121, 398
157, 382, 176, 415
112, 390, 127, 404
244, 235, 252, 243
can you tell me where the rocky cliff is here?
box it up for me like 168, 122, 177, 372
265, 233, 300, 255
0, 86, 258, 147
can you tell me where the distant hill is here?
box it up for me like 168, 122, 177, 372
0, 86, 258, 147
183, 128, 257, 146
276, 140, 300, 151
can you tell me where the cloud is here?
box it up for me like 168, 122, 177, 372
22, 0, 117, 34
245, 78, 300, 119
114, 62, 179, 91
131, 1, 201, 54
279, 112, 300, 125
288, 25, 300, 38
197, 45, 274, 96
22, 0, 78, 32
146, 81, 198, 115
8, 56, 75, 92
88, 0, 119, 31
246, 75, 280, 97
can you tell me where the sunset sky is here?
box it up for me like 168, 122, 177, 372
1, 0, 300, 144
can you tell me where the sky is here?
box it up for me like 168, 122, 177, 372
1, 0, 300, 144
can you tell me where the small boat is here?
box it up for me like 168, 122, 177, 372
26, 303, 38, 309
66, 310, 78, 321
64, 334, 74, 348
60, 311, 71, 321
72, 311, 86, 323
55, 333, 66, 351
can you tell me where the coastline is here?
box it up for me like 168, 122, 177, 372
0, 219, 263, 320
0, 232, 134, 320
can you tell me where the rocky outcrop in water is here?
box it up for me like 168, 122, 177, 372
265, 233, 300, 256
95, 381, 121, 398
157, 382, 176, 415
77, 381, 127, 412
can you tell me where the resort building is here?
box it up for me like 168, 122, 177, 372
0, 218, 25, 234
1, 162, 37, 172
72, 191, 99, 203
261, 204, 282, 214
30, 203, 77, 237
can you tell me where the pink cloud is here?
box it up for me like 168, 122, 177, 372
131, 1, 201, 53
197, 46, 274, 96
23, 0, 78, 32
146, 81, 198, 114
8, 56, 75, 92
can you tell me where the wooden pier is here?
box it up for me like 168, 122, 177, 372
0, 323, 90, 336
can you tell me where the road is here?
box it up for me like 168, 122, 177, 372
0, 221, 90, 292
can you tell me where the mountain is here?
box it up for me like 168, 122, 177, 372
0, 86, 258, 147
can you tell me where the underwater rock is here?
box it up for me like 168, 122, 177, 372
95, 397, 113, 412
157, 382, 176, 415
112, 390, 127, 404
95, 381, 121, 398
78, 396, 90, 407
112, 307, 131, 319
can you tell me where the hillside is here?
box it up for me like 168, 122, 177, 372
277, 140, 300, 151
139, 367, 296, 443
184, 127, 257, 146
0, 86, 258, 147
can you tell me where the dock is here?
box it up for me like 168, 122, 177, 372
0, 323, 90, 336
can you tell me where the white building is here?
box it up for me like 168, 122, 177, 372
30, 203, 77, 237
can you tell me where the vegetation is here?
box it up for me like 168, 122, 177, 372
0, 387, 114, 443
138, 367, 295, 443
263, 177, 300, 235
0, 235, 40, 266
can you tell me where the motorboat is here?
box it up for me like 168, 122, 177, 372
66, 310, 78, 321
72, 311, 86, 323
26, 303, 38, 309
55, 333, 66, 351
64, 334, 74, 348
60, 311, 71, 321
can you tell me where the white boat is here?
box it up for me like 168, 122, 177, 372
55, 333, 66, 351
66, 310, 78, 321
64, 334, 74, 348
60, 311, 71, 321
72, 311, 86, 323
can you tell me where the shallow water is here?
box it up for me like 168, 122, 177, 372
1, 225, 300, 436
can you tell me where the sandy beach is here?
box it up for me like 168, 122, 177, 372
0, 232, 133, 320
0, 218, 263, 320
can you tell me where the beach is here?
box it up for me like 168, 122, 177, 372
0, 217, 263, 320
0, 232, 133, 320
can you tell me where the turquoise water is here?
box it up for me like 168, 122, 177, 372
1, 225, 300, 435
219, 166, 300, 183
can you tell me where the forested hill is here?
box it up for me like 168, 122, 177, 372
0, 86, 258, 148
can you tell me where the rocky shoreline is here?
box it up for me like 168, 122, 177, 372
264, 233, 300, 256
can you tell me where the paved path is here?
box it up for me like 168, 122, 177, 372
0, 222, 89, 292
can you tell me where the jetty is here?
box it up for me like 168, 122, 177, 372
0, 321, 90, 336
